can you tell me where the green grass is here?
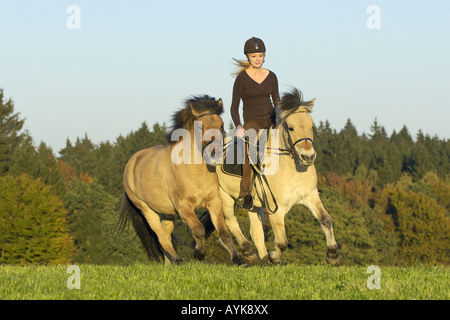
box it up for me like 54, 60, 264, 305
0, 262, 448, 300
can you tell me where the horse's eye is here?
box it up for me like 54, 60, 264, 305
289, 127, 294, 132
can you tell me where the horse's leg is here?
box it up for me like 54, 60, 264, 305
161, 215, 176, 265
304, 191, 340, 266
268, 209, 288, 264
206, 198, 245, 265
219, 188, 258, 264
140, 206, 183, 264
176, 200, 207, 261
248, 207, 269, 263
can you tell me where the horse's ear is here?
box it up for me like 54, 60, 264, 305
301, 98, 316, 112
189, 102, 201, 117
217, 99, 223, 108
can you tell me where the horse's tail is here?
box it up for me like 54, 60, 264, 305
117, 193, 165, 262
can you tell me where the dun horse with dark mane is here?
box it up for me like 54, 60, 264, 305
119, 95, 244, 265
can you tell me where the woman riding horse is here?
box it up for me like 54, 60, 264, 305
230, 37, 281, 210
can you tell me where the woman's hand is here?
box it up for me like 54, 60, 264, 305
236, 125, 246, 139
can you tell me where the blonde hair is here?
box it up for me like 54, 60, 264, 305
231, 53, 266, 77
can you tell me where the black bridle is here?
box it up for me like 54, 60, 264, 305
282, 122, 314, 157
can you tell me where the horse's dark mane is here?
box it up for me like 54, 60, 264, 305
279, 88, 304, 112
276, 88, 314, 125
165, 95, 223, 144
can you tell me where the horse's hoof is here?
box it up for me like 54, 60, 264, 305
193, 248, 206, 261
241, 243, 258, 265
232, 253, 247, 266
261, 255, 271, 265
326, 252, 340, 266
269, 252, 281, 264
243, 253, 259, 265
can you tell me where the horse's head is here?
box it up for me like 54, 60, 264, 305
277, 88, 316, 167
166, 95, 224, 165
190, 96, 224, 165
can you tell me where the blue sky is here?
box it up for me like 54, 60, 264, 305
1, 0, 449, 153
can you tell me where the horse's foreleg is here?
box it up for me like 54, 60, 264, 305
248, 208, 269, 262
219, 188, 258, 264
304, 192, 340, 266
268, 209, 288, 264
177, 201, 207, 261
206, 198, 245, 265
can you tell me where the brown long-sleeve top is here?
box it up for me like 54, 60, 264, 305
230, 70, 281, 128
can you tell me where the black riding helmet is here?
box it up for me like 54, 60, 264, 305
244, 37, 266, 54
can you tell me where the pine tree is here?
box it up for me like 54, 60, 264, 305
0, 89, 26, 174
35, 142, 64, 189
59, 134, 96, 177
8, 133, 39, 177
93, 141, 116, 194
337, 119, 361, 175
390, 126, 414, 175
315, 120, 339, 174
367, 119, 401, 185
9, 139, 66, 198
410, 132, 443, 181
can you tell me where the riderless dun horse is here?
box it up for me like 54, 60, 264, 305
119, 95, 245, 265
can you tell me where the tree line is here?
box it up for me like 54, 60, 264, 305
0, 88, 449, 265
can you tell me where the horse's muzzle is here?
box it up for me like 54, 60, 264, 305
298, 149, 316, 167
292, 137, 316, 167
299, 153, 316, 166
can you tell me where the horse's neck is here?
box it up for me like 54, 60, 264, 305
167, 127, 207, 168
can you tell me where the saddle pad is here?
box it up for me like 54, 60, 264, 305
221, 137, 244, 177
221, 163, 243, 177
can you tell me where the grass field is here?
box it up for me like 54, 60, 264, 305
0, 262, 448, 300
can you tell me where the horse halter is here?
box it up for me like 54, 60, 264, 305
195, 112, 225, 153
196, 112, 217, 119
195, 112, 225, 136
